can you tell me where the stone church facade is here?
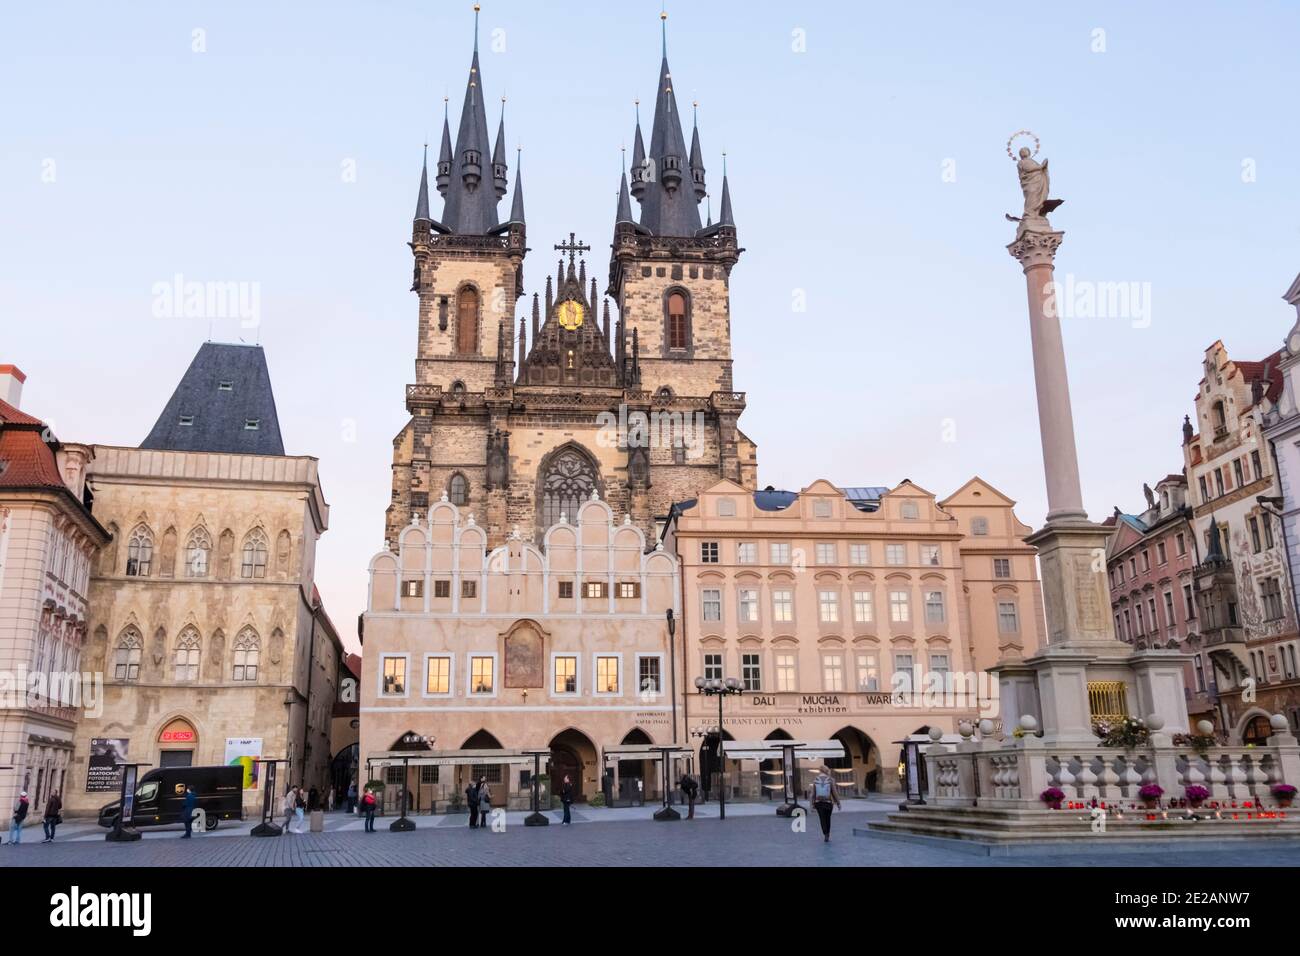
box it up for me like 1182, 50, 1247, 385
385, 23, 756, 552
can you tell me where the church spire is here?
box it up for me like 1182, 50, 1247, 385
688, 101, 707, 201
616, 148, 635, 225
414, 143, 431, 223
508, 147, 525, 224
718, 152, 735, 228
439, 6, 501, 235
629, 100, 646, 201
436, 98, 452, 195
492, 98, 509, 200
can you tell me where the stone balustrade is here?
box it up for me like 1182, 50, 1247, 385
923, 714, 1300, 810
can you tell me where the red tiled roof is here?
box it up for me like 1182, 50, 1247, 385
1235, 350, 1284, 406
0, 398, 64, 490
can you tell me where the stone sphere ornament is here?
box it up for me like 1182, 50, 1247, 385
928, 726, 944, 742
1271, 714, 1289, 731
978, 719, 995, 737
1196, 720, 1215, 736
1146, 715, 1165, 732
958, 721, 973, 738
1018, 715, 1038, 733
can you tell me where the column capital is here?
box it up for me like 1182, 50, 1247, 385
1007, 229, 1064, 270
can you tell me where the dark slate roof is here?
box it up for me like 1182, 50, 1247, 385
754, 489, 798, 511
635, 55, 703, 237
413, 144, 431, 223
140, 343, 285, 456
439, 48, 502, 235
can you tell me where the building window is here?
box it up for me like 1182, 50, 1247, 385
126, 526, 153, 577
993, 557, 1011, 579
856, 652, 879, 691
925, 590, 946, 624
849, 543, 869, 565
1198, 476, 1208, 503
666, 291, 689, 351
173, 629, 201, 682
241, 529, 268, 579
585, 581, 607, 600
185, 528, 211, 577
717, 497, 736, 517
618, 581, 640, 599
426, 656, 451, 695
742, 653, 762, 691
822, 654, 845, 692
929, 652, 951, 676
113, 629, 142, 682
771, 588, 794, 623
818, 589, 840, 623
1176, 532, 1186, 555
901, 501, 919, 520
456, 286, 480, 354
893, 652, 915, 691
998, 601, 1020, 633
1194, 655, 1206, 692
1264, 513, 1276, 549
232, 629, 259, 681
1214, 469, 1224, 497
1157, 542, 1167, 565
434, 579, 451, 598
885, 544, 906, 566
814, 499, 832, 518
558, 580, 574, 599
638, 656, 662, 695
244, 419, 260, 431
737, 542, 757, 564
971, 517, 989, 535
462, 580, 477, 599
1234, 459, 1244, 488
703, 653, 723, 683
1141, 550, 1150, 572
770, 542, 790, 566
1163, 591, 1175, 630
701, 588, 722, 623
889, 590, 910, 623
382, 656, 407, 696
1250, 516, 1262, 554
853, 590, 874, 623
470, 656, 494, 695
1183, 584, 1195, 617
448, 473, 469, 506
738, 588, 759, 623
553, 655, 577, 695
700, 541, 720, 563
540, 446, 599, 530
402, 580, 423, 598
1252, 450, 1263, 480
1262, 577, 1284, 620
775, 653, 796, 691
815, 542, 837, 565
920, 545, 940, 566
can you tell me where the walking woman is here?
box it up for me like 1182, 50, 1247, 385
477, 776, 492, 829
293, 785, 306, 833
282, 785, 297, 833
809, 765, 842, 842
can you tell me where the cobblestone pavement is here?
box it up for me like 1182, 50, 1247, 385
7, 804, 1300, 866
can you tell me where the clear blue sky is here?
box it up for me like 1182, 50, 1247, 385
4, 1, 1298, 652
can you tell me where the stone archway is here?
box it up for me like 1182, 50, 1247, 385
830, 726, 882, 794
550, 728, 598, 802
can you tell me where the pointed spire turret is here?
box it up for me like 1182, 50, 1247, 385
630, 101, 647, 201
602, 298, 611, 351
508, 147, 525, 224
689, 101, 707, 201
414, 144, 432, 223
545, 275, 553, 316
438, 6, 501, 235
718, 152, 735, 228
492, 98, 509, 200
436, 99, 453, 195
532, 292, 541, 339
518, 315, 527, 371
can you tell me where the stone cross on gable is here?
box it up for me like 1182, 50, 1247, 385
554, 232, 591, 265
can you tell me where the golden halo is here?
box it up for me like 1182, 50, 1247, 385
1006, 130, 1040, 160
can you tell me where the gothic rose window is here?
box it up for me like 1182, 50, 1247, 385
540, 448, 598, 530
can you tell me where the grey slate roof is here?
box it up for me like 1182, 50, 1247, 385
634, 55, 704, 237
438, 48, 503, 235
140, 342, 285, 456
414, 144, 431, 222
507, 150, 525, 224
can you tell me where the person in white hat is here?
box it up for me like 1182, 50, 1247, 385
8, 790, 30, 845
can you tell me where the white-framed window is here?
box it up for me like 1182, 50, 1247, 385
925, 590, 946, 624
1163, 591, 1175, 629
618, 581, 640, 599
584, 580, 606, 600
928, 651, 950, 676
993, 557, 1011, 579
381, 654, 409, 697
849, 543, 869, 565
741, 652, 762, 691
856, 652, 879, 691
701, 588, 722, 623
636, 653, 664, 697
775, 652, 796, 692
402, 579, 423, 598
702, 652, 723, 682
818, 589, 840, 623
232, 628, 259, 682
738, 588, 759, 624
890, 590, 910, 623
126, 526, 153, 577
769, 542, 791, 566
771, 588, 794, 623
998, 601, 1020, 634
815, 542, 837, 565
737, 542, 758, 564
700, 541, 720, 564
885, 544, 906, 566
241, 528, 268, 579
424, 654, 453, 696
114, 632, 143, 682
920, 545, 940, 566
853, 590, 874, 623
971, 517, 989, 535
901, 501, 919, 519
893, 652, 915, 691
468, 654, 497, 696
552, 654, 579, 696
1194, 654, 1206, 692
822, 653, 845, 692
595, 654, 621, 695
173, 628, 201, 682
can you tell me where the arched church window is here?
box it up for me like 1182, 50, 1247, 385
540, 447, 598, 530
233, 628, 260, 682
449, 473, 469, 506
666, 291, 689, 351
114, 628, 142, 682
456, 287, 479, 354
185, 528, 211, 577
450, 380, 466, 397
241, 529, 268, 579
174, 627, 201, 682
126, 526, 153, 577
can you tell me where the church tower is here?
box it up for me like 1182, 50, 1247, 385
387, 10, 756, 549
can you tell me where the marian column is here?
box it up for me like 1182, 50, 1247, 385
996, 136, 1190, 739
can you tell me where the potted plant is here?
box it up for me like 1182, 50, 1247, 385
1184, 785, 1210, 808
1138, 783, 1163, 809
1272, 784, 1297, 808
1039, 786, 1066, 810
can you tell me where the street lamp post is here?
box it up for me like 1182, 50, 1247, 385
666, 609, 678, 744
694, 675, 743, 820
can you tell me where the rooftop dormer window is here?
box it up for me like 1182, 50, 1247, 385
244, 419, 260, 430
218, 381, 233, 392
178, 415, 194, 426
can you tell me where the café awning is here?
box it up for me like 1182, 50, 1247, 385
601, 744, 693, 765
721, 739, 846, 761
367, 748, 547, 768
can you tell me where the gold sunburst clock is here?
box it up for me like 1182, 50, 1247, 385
557, 299, 585, 331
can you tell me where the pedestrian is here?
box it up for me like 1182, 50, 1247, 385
678, 773, 698, 820
477, 776, 492, 829
180, 785, 199, 838
465, 779, 480, 828
308, 785, 320, 812
282, 785, 297, 833
361, 787, 377, 832
346, 782, 357, 814
327, 786, 336, 812
560, 775, 574, 825
294, 785, 306, 833
810, 765, 841, 842
8, 791, 29, 844
42, 790, 63, 842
